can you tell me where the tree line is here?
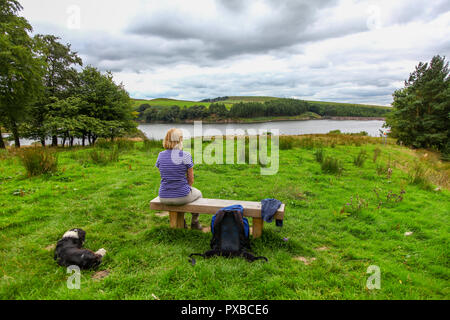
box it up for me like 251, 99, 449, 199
0, 0, 135, 148
386, 55, 449, 156
137, 98, 390, 122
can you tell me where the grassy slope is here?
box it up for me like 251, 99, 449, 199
132, 98, 212, 109
0, 137, 448, 299
304, 100, 390, 110
131, 96, 390, 111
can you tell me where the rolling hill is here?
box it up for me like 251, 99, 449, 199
131, 96, 390, 111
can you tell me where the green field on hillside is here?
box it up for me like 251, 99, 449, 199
131, 96, 389, 111
132, 98, 213, 109
305, 100, 391, 110
0, 135, 448, 299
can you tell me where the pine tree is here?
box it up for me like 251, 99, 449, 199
386, 55, 450, 155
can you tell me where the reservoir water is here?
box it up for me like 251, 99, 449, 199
10, 119, 386, 146
138, 119, 386, 140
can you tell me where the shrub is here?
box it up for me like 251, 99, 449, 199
321, 156, 343, 175
353, 149, 368, 167
19, 148, 58, 176
314, 148, 325, 163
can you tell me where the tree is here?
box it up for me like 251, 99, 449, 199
209, 103, 228, 117
385, 55, 450, 155
27, 34, 83, 146
74, 66, 136, 143
0, 0, 45, 148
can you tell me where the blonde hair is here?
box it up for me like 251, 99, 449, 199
163, 128, 183, 150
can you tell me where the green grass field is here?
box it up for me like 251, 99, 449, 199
304, 100, 391, 110
132, 98, 213, 109
131, 96, 389, 111
0, 135, 448, 299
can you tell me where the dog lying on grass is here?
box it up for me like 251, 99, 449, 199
54, 228, 106, 269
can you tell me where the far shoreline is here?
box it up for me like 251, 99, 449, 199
137, 116, 386, 125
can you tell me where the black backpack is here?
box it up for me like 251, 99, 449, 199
189, 204, 268, 264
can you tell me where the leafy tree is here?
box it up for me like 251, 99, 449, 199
209, 103, 228, 117
74, 66, 136, 143
386, 55, 450, 155
137, 103, 151, 112
0, 0, 45, 148
26, 34, 83, 146
43, 96, 86, 147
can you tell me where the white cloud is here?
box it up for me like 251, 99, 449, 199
18, 0, 450, 106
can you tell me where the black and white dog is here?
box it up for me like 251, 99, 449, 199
54, 228, 106, 269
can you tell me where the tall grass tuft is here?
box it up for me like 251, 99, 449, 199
373, 147, 381, 163
314, 148, 325, 163
141, 139, 163, 151
88, 147, 119, 165
95, 138, 135, 151
115, 139, 135, 151
353, 149, 368, 167
321, 156, 343, 175
298, 136, 319, 149
279, 136, 295, 150
0, 149, 9, 160
408, 160, 432, 190
95, 138, 113, 149
19, 148, 58, 176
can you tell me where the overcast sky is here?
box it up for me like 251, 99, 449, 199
19, 0, 450, 106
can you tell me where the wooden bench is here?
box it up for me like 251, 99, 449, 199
150, 197, 285, 238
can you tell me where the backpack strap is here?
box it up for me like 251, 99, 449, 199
241, 251, 268, 263
189, 250, 221, 265
232, 211, 251, 250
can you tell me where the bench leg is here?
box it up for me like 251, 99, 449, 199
169, 211, 185, 229
252, 218, 264, 238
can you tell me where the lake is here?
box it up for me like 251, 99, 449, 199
10, 119, 386, 146
138, 119, 387, 140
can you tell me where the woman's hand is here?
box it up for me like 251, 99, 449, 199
187, 167, 194, 186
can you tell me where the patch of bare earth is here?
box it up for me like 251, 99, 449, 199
92, 270, 110, 280
44, 244, 56, 251
293, 256, 317, 265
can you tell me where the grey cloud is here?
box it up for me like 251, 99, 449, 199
126, 0, 342, 61
387, 0, 450, 25
23, 0, 449, 106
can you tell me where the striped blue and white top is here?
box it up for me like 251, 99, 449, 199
155, 149, 194, 198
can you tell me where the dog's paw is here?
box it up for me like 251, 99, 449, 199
95, 248, 107, 257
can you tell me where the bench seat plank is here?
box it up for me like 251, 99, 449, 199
150, 197, 285, 220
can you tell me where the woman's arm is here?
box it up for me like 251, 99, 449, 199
187, 167, 194, 186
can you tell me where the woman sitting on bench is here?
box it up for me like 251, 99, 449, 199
155, 128, 203, 230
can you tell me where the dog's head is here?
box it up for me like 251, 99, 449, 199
61, 228, 86, 246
